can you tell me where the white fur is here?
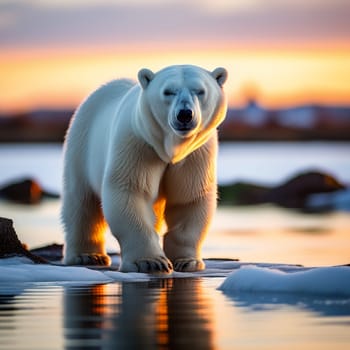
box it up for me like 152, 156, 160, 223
62, 65, 228, 273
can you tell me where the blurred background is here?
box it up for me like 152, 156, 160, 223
1, 0, 350, 139
0, 0, 349, 266
0, 0, 350, 141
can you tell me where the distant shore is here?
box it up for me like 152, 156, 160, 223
1, 102, 350, 142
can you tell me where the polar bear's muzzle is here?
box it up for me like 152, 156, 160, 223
170, 107, 200, 137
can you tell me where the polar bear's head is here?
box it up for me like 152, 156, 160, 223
137, 65, 228, 163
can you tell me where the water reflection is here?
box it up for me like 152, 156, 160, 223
222, 291, 350, 319
1, 279, 350, 350
64, 279, 214, 350
0, 285, 64, 349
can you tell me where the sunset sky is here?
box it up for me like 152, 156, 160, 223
1, 0, 350, 112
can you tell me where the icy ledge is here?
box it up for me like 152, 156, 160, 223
219, 265, 350, 296
0, 257, 298, 284
1, 257, 350, 297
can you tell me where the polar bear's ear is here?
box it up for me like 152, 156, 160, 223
211, 67, 228, 87
138, 68, 155, 89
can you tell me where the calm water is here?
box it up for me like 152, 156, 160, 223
0, 142, 350, 193
1, 279, 350, 350
0, 142, 350, 349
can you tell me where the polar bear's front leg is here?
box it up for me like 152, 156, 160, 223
102, 188, 173, 274
164, 191, 216, 272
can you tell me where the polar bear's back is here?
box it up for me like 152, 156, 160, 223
64, 79, 136, 193
76, 79, 135, 126
67, 78, 136, 140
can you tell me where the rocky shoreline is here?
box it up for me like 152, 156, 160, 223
1, 170, 349, 212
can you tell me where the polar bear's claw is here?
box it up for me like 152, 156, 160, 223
135, 256, 173, 274
173, 258, 205, 272
73, 253, 111, 266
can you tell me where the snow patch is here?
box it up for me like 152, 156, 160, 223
219, 265, 350, 296
0, 258, 112, 283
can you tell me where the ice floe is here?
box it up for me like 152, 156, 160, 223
219, 265, 350, 296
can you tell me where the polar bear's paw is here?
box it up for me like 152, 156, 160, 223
135, 256, 173, 274
66, 253, 111, 266
173, 258, 205, 272
120, 256, 173, 274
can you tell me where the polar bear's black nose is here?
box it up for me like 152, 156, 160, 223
177, 109, 193, 124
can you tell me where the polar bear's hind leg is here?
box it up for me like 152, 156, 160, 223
62, 188, 111, 266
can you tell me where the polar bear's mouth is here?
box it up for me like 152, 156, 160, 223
170, 122, 197, 137
177, 126, 193, 132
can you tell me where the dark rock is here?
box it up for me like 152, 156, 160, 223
30, 243, 63, 261
0, 217, 48, 263
0, 178, 59, 204
263, 171, 346, 209
219, 170, 346, 210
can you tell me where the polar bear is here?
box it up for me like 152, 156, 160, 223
62, 64, 228, 273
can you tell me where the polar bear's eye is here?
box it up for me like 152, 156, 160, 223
163, 89, 176, 96
193, 89, 206, 98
